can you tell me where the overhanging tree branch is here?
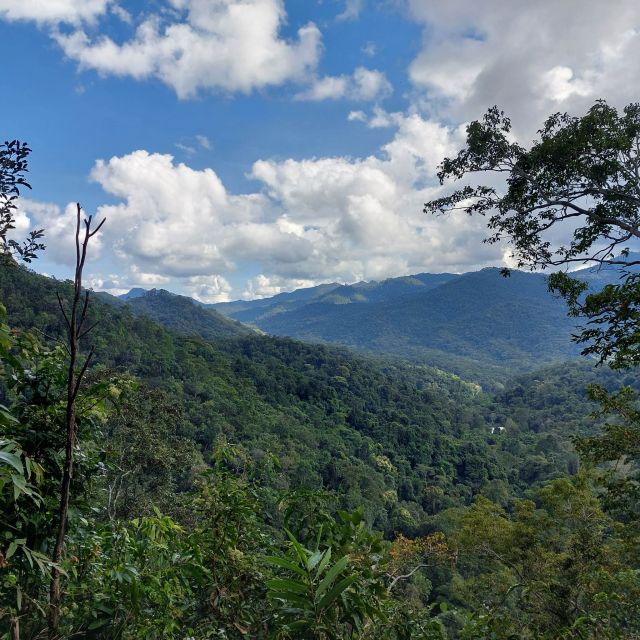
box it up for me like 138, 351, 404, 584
425, 100, 640, 367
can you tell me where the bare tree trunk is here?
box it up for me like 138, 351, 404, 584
10, 615, 19, 640
48, 204, 105, 638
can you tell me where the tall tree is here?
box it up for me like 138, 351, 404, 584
424, 101, 640, 367
48, 204, 105, 637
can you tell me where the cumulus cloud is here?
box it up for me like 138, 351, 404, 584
242, 274, 324, 299
247, 113, 480, 281
185, 274, 232, 303
12, 0, 640, 301
406, 0, 640, 138
16, 199, 105, 266
0, 0, 110, 24
53, 0, 323, 98
22, 109, 501, 299
296, 67, 392, 102
88, 149, 274, 277
82, 113, 505, 294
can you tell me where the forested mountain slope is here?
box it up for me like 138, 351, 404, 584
209, 281, 342, 321
244, 268, 581, 369
204, 262, 639, 373
210, 272, 458, 324
1, 264, 633, 535
121, 287, 254, 341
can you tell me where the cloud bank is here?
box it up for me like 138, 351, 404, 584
55, 0, 322, 98
9, 0, 640, 299
407, 0, 640, 137
18, 113, 498, 299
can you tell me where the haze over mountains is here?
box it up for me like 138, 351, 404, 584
117, 260, 635, 379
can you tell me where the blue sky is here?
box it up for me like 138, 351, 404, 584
1, 0, 639, 301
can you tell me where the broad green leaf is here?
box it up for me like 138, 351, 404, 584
0, 450, 23, 474
316, 555, 349, 599
318, 574, 358, 610
315, 548, 332, 578
263, 555, 307, 577
0, 405, 17, 425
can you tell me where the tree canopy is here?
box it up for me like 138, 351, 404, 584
425, 101, 640, 367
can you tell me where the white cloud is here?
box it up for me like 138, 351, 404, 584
540, 66, 592, 103
196, 134, 212, 150
346, 106, 400, 129
242, 274, 322, 299
175, 142, 196, 155
28, 111, 501, 299
16, 199, 105, 266
185, 274, 232, 303
85, 267, 171, 297
130, 265, 171, 286
53, 0, 323, 98
86, 274, 130, 297
297, 67, 391, 102
0, 0, 110, 24
337, 0, 364, 22
110, 3, 131, 24
361, 42, 376, 57
88, 149, 272, 277
352, 67, 391, 101
348, 110, 367, 122
406, 0, 640, 138
297, 75, 349, 101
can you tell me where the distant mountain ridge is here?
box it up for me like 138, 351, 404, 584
119, 259, 638, 374
242, 268, 580, 370
122, 288, 253, 341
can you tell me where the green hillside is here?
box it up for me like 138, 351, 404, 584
249, 268, 580, 370
123, 287, 254, 341
3, 263, 639, 638
0, 264, 621, 533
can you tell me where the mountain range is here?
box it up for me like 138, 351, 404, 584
113, 259, 637, 381
1, 261, 610, 537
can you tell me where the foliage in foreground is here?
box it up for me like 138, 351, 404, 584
0, 299, 639, 639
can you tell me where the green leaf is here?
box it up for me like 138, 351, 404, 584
0, 405, 17, 425
316, 555, 350, 599
264, 555, 307, 577
6, 540, 18, 559
318, 574, 358, 610
285, 528, 309, 567
307, 549, 324, 571
0, 450, 23, 474
315, 548, 332, 578
11, 473, 28, 501
267, 578, 309, 596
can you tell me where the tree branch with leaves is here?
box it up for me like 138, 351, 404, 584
425, 100, 640, 367
0, 140, 44, 264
